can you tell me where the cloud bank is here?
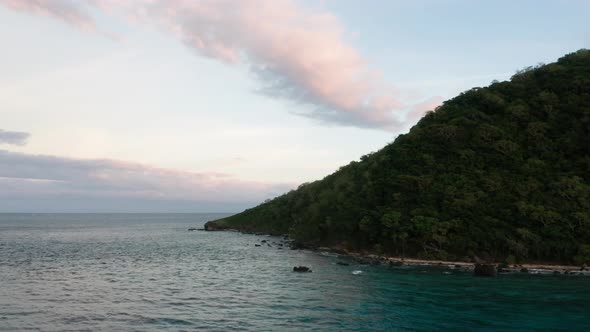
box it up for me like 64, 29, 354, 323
0, 129, 30, 146
0, 149, 293, 211
0, 0, 440, 130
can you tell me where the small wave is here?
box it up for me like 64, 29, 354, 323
352, 270, 363, 275
148, 317, 194, 326
166, 301, 187, 306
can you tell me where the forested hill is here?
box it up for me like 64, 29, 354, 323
208, 50, 590, 265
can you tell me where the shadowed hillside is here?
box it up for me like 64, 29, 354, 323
208, 50, 590, 265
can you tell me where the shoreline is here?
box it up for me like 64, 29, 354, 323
202, 225, 589, 275
316, 247, 590, 275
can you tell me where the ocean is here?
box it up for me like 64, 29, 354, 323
1, 213, 589, 331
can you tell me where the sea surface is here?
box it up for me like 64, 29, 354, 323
1, 213, 589, 331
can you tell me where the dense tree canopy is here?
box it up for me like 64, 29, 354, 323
210, 50, 590, 264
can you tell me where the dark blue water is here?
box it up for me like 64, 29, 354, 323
1, 214, 589, 331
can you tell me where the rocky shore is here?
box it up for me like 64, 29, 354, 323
200, 221, 589, 276
315, 247, 590, 276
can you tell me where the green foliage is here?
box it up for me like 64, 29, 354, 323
574, 245, 590, 265
211, 49, 590, 264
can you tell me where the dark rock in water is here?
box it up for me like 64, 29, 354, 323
293, 266, 311, 272
497, 262, 509, 273
520, 268, 529, 273
187, 227, 197, 231
389, 261, 404, 267
336, 262, 350, 266
454, 264, 462, 269
473, 264, 497, 277
261, 240, 267, 243
553, 270, 561, 275
255, 244, 261, 247
267, 243, 272, 247
581, 264, 587, 271
355, 257, 381, 266
356, 258, 370, 265
278, 243, 283, 247
290, 242, 305, 250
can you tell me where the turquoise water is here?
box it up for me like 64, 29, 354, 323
1, 214, 589, 331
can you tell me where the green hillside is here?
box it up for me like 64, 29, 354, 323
208, 50, 590, 264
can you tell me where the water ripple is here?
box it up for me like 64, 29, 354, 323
1, 213, 590, 331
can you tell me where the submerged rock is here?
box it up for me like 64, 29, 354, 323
293, 266, 311, 273
187, 227, 197, 231
336, 262, 350, 266
473, 264, 497, 277
520, 267, 529, 273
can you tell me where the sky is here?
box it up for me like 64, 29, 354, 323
1, 0, 588, 212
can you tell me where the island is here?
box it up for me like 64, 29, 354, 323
205, 50, 590, 270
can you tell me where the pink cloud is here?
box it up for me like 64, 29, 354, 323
0, 0, 96, 31
1, 0, 436, 130
0, 149, 294, 203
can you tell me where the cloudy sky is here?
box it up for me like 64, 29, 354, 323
1, 0, 588, 212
